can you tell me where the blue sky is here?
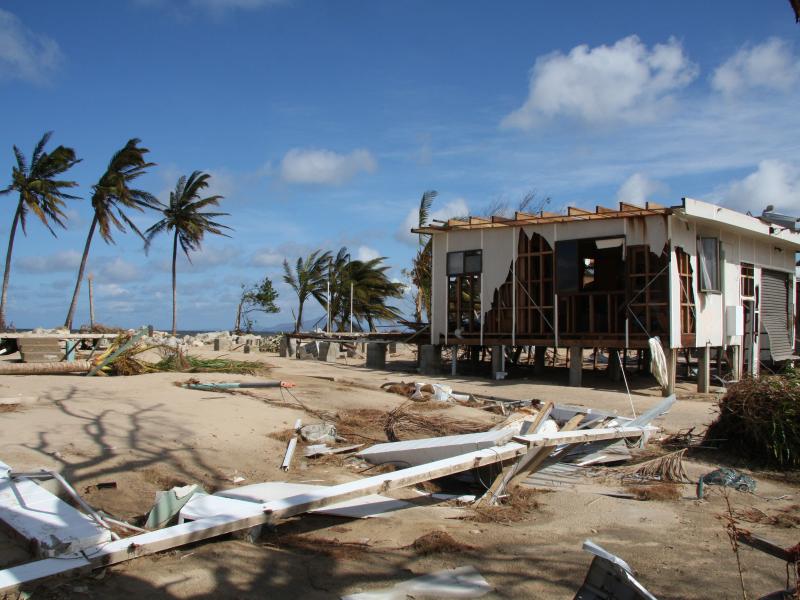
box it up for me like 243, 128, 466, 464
1, 1, 799, 330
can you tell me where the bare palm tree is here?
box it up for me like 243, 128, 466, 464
145, 171, 230, 334
282, 250, 331, 333
404, 190, 436, 323
64, 139, 158, 329
0, 132, 80, 329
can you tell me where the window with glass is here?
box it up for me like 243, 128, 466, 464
697, 237, 720, 292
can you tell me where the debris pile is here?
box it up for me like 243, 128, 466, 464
704, 370, 800, 469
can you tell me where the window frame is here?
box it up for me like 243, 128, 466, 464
446, 249, 482, 276
697, 237, 721, 293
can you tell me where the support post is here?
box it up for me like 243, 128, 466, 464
607, 348, 622, 382
664, 348, 677, 397
534, 346, 546, 376
731, 345, 741, 382
698, 344, 710, 393
365, 343, 386, 369
451, 345, 457, 376
419, 345, 441, 375
491, 345, 504, 379
569, 345, 582, 387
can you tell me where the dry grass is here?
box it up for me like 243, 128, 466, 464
408, 531, 475, 555
624, 483, 682, 501
733, 505, 800, 528
336, 408, 389, 442
383, 404, 487, 442
467, 488, 541, 523
0, 404, 20, 413
267, 428, 297, 443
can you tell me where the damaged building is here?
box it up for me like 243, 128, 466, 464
414, 197, 799, 390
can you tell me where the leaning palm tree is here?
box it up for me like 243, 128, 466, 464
403, 190, 437, 323
64, 139, 158, 330
0, 132, 81, 329
145, 171, 230, 335
282, 249, 331, 333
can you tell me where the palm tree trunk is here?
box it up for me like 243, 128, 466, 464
0, 198, 24, 330
64, 214, 98, 330
171, 230, 178, 335
295, 299, 304, 333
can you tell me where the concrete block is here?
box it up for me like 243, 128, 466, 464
318, 342, 339, 362
213, 338, 231, 351
365, 342, 386, 369
419, 344, 441, 376
387, 342, 397, 354
297, 341, 318, 360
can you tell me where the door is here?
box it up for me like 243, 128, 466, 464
760, 270, 795, 363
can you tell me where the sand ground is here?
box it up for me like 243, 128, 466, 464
0, 347, 797, 599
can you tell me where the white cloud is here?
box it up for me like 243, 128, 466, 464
95, 257, 143, 284
280, 148, 377, 185
502, 35, 697, 129
715, 160, 800, 215
616, 173, 669, 205
0, 9, 62, 85
712, 38, 800, 97
356, 245, 380, 262
397, 197, 470, 245
17, 250, 81, 273
251, 250, 284, 267
135, 0, 283, 16
97, 283, 128, 298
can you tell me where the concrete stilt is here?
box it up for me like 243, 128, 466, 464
664, 348, 677, 397
607, 348, 622, 382
490, 345, 501, 379
731, 345, 741, 382
698, 344, 711, 393
365, 343, 387, 369
318, 342, 338, 362
451, 345, 458, 376
534, 346, 546, 375
419, 344, 442, 375
569, 345, 583, 387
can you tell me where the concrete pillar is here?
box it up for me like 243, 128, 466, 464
534, 346, 546, 375
387, 342, 397, 354
664, 348, 677, 397
491, 345, 504, 379
731, 345, 741, 382
607, 348, 622, 382
451, 345, 458, 375
366, 342, 386, 369
278, 335, 291, 358
569, 345, 583, 387
243, 344, 253, 354
419, 344, 442, 375
318, 341, 338, 362
698, 344, 711, 393
213, 337, 231, 351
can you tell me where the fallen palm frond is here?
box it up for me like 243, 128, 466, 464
705, 370, 800, 469
732, 505, 800, 529
620, 449, 691, 483
90, 333, 267, 376
382, 403, 487, 442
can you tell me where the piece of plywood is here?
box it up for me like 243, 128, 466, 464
0, 462, 111, 557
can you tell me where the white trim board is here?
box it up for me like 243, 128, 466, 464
0, 420, 659, 594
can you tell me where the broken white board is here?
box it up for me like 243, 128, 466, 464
341, 565, 492, 600
181, 482, 413, 521
0, 461, 111, 557
357, 430, 515, 467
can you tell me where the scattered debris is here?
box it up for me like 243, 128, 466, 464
341, 565, 492, 600
697, 468, 756, 498
575, 540, 658, 600
304, 444, 363, 458
620, 449, 691, 483
300, 422, 339, 444
145, 484, 206, 529
623, 483, 682, 502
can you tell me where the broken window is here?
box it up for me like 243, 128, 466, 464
447, 273, 481, 336
697, 237, 720, 292
447, 250, 482, 276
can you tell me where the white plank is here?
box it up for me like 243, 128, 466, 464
357, 430, 514, 466
0, 469, 111, 557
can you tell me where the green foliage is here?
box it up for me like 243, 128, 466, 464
282, 249, 331, 332
705, 369, 800, 470
235, 277, 279, 332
